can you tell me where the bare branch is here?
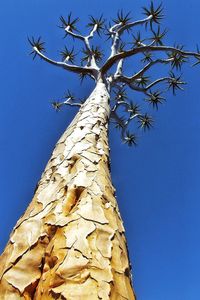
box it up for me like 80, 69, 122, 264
118, 15, 152, 36
64, 27, 98, 68
111, 109, 140, 140
34, 47, 96, 75
127, 82, 147, 93
115, 58, 172, 82
108, 15, 152, 58
145, 77, 170, 90
88, 24, 98, 39
118, 75, 170, 93
63, 99, 82, 107
111, 98, 129, 113
110, 32, 120, 57
110, 22, 123, 32
115, 59, 124, 77
51, 99, 81, 112
64, 29, 92, 55
65, 28, 85, 42
102, 45, 200, 74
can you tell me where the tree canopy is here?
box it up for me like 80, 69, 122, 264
28, 1, 200, 146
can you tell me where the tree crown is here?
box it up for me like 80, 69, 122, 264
28, 2, 200, 146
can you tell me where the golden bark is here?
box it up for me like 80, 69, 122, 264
0, 82, 136, 299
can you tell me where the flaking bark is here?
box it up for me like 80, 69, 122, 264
0, 82, 136, 300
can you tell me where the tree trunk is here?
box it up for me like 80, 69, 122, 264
0, 82, 136, 300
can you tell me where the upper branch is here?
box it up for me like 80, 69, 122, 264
60, 14, 103, 68
118, 15, 152, 36
64, 29, 91, 54
119, 74, 185, 95
88, 24, 98, 39
109, 29, 120, 57
34, 47, 96, 75
102, 45, 200, 74
64, 28, 85, 42
115, 59, 124, 77
65, 28, 99, 68
108, 3, 162, 59
114, 58, 172, 82
145, 77, 170, 90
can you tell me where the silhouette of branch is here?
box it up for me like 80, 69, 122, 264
102, 45, 200, 74
115, 58, 172, 82
118, 75, 184, 93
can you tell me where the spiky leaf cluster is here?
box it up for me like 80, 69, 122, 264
87, 15, 105, 36
110, 86, 155, 147
79, 72, 90, 84
59, 13, 79, 33
60, 46, 76, 63
124, 131, 137, 146
114, 88, 128, 101
113, 10, 132, 27
81, 46, 103, 63
167, 45, 187, 70
150, 27, 167, 45
64, 90, 75, 101
168, 71, 185, 94
114, 116, 126, 130
143, 2, 164, 28
141, 52, 153, 63
135, 75, 150, 87
127, 102, 140, 118
145, 91, 165, 109
51, 101, 63, 112
138, 113, 154, 130
132, 32, 145, 47
28, 37, 45, 59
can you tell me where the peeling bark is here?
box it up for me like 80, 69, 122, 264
0, 82, 136, 299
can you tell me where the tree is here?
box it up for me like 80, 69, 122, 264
0, 2, 199, 299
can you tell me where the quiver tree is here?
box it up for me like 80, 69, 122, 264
0, 2, 199, 299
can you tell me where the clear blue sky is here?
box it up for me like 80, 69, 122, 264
0, 1, 200, 299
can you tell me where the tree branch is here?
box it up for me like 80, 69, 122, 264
118, 15, 152, 36
108, 16, 152, 58
88, 24, 98, 39
65, 28, 85, 42
108, 23, 123, 57
65, 27, 99, 68
102, 45, 200, 74
65, 28, 91, 53
145, 77, 170, 90
118, 75, 171, 93
115, 59, 124, 77
63, 99, 82, 107
34, 47, 96, 75
110, 110, 140, 139
114, 58, 172, 82
110, 32, 120, 57
135, 58, 172, 79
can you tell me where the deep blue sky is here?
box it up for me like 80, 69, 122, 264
0, 1, 200, 299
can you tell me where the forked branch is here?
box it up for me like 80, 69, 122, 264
102, 45, 200, 74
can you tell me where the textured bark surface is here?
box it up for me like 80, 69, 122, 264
0, 82, 136, 299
